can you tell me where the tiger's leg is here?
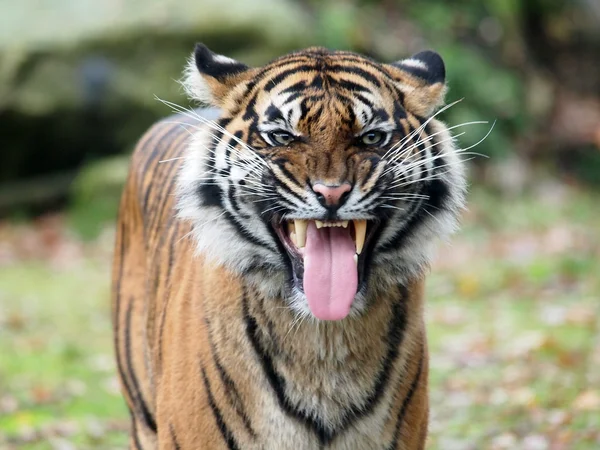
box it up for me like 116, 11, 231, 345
112, 178, 158, 449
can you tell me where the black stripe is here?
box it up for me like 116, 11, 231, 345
329, 65, 382, 87
359, 156, 382, 192
393, 100, 407, 121
169, 423, 182, 450
205, 322, 257, 438
200, 365, 240, 450
245, 57, 315, 93
333, 56, 398, 83
242, 93, 258, 121
299, 97, 309, 120
388, 344, 425, 449
242, 293, 333, 444
113, 226, 134, 410
281, 90, 303, 105
424, 123, 441, 155
265, 65, 317, 91
114, 220, 157, 436
222, 207, 273, 250
340, 292, 408, 424
372, 108, 390, 123
198, 118, 232, 208
265, 104, 285, 123
272, 159, 305, 195
227, 183, 251, 219
328, 76, 371, 93
166, 220, 180, 282
274, 179, 305, 204
124, 300, 158, 433
198, 180, 223, 208
157, 220, 180, 366
243, 287, 408, 445
113, 221, 126, 325
310, 74, 323, 89
352, 186, 387, 214
246, 217, 293, 280
279, 80, 308, 95
355, 93, 374, 109
131, 418, 143, 450
225, 130, 244, 161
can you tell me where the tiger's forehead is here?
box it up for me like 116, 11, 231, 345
240, 49, 405, 135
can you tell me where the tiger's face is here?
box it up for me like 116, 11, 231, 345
178, 45, 466, 320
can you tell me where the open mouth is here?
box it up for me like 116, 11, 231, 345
272, 218, 378, 321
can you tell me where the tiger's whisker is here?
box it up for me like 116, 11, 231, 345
381, 98, 464, 160
384, 119, 488, 163
159, 156, 186, 163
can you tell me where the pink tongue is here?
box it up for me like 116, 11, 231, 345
303, 222, 358, 321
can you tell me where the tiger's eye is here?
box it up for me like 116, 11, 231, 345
269, 131, 295, 146
361, 131, 385, 145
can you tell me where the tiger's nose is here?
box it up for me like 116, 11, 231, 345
312, 183, 351, 207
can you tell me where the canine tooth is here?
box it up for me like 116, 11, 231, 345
287, 221, 295, 234
353, 254, 358, 265
353, 219, 367, 255
294, 219, 307, 247
342, 221, 349, 228
290, 231, 297, 246
315, 220, 324, 229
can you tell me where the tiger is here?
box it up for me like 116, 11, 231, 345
112, 43, 466, 450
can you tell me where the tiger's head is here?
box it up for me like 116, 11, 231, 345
177, 44, 466, 321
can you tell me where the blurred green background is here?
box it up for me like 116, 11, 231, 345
0, 0, 599, 449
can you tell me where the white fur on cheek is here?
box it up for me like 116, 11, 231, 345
176, 126, 287, 298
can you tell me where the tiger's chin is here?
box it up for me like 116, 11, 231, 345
272, 217, 380, 321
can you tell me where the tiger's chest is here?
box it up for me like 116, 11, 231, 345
155, 270, 419, 449
194, 320, 407, 450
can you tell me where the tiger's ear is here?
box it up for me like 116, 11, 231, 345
388, 50, 447, 117
183, 43, 254, 107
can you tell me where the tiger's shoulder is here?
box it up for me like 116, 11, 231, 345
125, 108, 219, 227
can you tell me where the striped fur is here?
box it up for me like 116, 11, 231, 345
113, 45, 466, 449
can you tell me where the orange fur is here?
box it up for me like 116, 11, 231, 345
113, 46, 466, 449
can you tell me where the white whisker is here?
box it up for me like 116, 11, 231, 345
384, 119, 488, 164
158, 156, 185, 163
156, 97, 270, 169
381, 99, 464, 160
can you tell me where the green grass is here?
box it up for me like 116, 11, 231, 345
0, 260, 129, 448
426, 186, 600, 449
1, 186, 599, 449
